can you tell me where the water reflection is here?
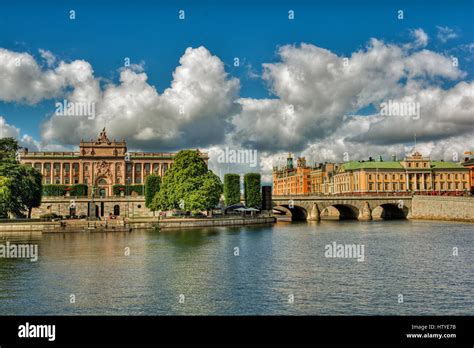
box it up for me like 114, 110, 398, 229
0, 220, 472, 315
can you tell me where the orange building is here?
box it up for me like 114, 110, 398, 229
272, 155, 312, 195
273, 152, 471, 196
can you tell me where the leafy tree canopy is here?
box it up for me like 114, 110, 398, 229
0, 138, 42, 217
0, 137, 20, 163
0, 176, 12, 217
151, 150, 222, 212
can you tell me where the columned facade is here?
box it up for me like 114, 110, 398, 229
273, 152, 470, 196
19, 129, 208, 197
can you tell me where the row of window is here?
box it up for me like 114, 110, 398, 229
25, 162, 172, 185
365, 173, 468, 181
336, 182, 469, 192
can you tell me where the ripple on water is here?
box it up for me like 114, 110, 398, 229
0, 220, 472, 315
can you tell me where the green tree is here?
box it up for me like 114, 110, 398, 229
0, 162, 42, 217
0, 138, 42, 218
244, 173, 261, 208
145, 174, 161, 212
23, 166, 43, 218
0, 176, 12, 218
223, 174, 241, 206
0, 162, 25, 215
0, 137, 20, 162
151, 150, 222, 213
187, 171, 222, 212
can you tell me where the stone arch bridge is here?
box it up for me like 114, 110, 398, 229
273, 195, 413, 221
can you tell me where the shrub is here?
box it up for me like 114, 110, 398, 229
40, 213, 59, 220
113, 184, 144, 196
69, 184, 88, 196
43, 185, 67, 196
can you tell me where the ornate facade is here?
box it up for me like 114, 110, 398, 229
19, 129, 208, 197
273, 152, 471, 196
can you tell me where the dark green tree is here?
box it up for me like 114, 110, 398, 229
145, 174, 161, 213
244, 173, 261, 208
151, 150, 222, 213
0, 176, 12, 218
223, 174, 241, 206
0, 162, 25, 215
23, 166, 43, 218
0, 138, 42, 217
0, 137, 20, 162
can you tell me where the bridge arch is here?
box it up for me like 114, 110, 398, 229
321, 204, 360, 220
272, 196, 412, 222
372, 203, 408, 220
274, 204, 308, 221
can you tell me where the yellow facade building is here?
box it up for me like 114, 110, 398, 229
273, 152, 471, 196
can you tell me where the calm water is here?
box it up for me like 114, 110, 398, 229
0, 220, 473, 315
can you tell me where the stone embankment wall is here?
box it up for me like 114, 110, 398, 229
31, 196, 153, 218
410, 196, 474, 222
130, 216, 276, 229
0, 217, 276, 232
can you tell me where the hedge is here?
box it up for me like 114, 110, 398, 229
43, 184, 88, 197
69, 184, 88, 196
43, 185, 68, 196
224, 174, 241, 206
112, 184, 144, 196
145, 174, 161, 209
244, 173, 262, 208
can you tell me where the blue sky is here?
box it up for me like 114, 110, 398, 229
0, 0, 473, 178
1, 0, 472, 140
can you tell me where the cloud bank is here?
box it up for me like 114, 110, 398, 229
0, 31, 473, 178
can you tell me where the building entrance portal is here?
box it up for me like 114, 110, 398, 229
96, 177, 109, 198
98, 187, 107, 197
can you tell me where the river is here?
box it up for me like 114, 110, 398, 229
0, 220, 472, 315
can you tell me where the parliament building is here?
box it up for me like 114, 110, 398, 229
19, 129, 209, 198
